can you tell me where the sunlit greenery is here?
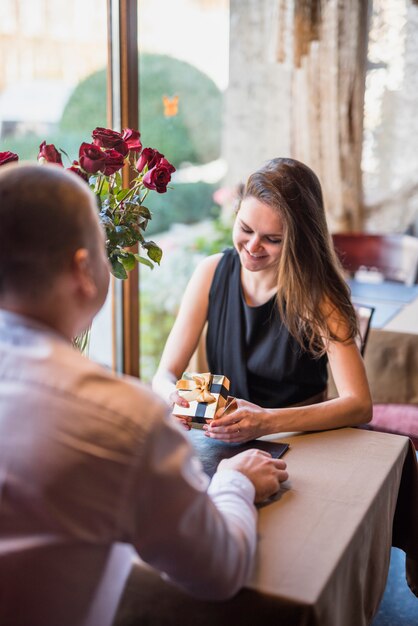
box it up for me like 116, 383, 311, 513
60, 53, 222, 169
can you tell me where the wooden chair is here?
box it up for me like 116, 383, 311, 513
353, 304, 374, 357
332, 233, 418, 285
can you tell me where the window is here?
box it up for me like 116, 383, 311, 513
0, 0, 112, 367
138, 0, 231, 380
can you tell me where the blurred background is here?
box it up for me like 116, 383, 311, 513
1, 0, 417, 379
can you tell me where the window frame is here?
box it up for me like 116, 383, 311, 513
107, 0, 140, 377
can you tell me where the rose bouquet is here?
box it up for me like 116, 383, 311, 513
0, 127, 175, 279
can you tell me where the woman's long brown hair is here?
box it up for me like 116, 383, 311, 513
242, 157, 358, 356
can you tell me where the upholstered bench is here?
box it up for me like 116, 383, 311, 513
360, 404, 418, 450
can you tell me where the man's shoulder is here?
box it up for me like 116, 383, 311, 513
46, 341, 169, 434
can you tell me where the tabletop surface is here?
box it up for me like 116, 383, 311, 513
118, 427, 412, 626
246, 428, 408, 603
347, 279, 418, 303
347, 279, 418, 329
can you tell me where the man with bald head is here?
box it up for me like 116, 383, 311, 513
0, 162, 110, 337
0, 163, 288, 626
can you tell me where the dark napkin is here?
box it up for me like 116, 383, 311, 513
187, 427, 289, 478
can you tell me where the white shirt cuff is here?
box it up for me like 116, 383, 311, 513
208, 468, 256, 503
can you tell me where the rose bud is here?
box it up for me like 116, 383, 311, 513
79, 142, 107, 174
67, 160, 89, 182
0, 151, 19, 166
143, 158, 176, 193
92, 127, 128, 156
136, 147, 164, 173
38, 141, 63, 165
102, 149, 125, 175
122, 128, 142, 153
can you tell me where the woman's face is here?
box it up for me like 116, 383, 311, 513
232, 196, 284, 272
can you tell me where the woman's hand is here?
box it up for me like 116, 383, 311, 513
203, 397, 270, 443
169, 391, 192, 431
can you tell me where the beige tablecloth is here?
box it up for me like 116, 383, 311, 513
114, 428, 417, 626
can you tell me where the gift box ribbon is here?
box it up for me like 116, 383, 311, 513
176, 373, 216, 404
176, 373, 229, 422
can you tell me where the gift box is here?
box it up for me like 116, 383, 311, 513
173, 372, 230, 424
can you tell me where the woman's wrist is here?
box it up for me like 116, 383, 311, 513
263, 408, 284, 436
152, 369, 177, 404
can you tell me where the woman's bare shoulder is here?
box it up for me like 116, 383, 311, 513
192, 252, 224, 279
182, 253, 225, 301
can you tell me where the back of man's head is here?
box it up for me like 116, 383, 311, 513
0, 162, 98, 300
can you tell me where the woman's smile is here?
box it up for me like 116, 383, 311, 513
233, 196, 284, 272
243, 247, 268, 259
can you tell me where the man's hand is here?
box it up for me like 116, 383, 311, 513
217, 449, 288, 503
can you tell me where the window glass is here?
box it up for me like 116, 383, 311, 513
0, 0, 111, 367
138, 0, 232, 381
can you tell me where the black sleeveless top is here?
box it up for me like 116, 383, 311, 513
206, 248, 328, 408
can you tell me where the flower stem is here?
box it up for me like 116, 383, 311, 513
114, 179, 142, 210
94, 175, 105, 195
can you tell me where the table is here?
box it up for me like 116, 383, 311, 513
329, 280, 418, 405
347, 278, 418, 329
114, 427, 418, 626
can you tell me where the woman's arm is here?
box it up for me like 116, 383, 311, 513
204, 306, 373, 441
152, 253, 223, 404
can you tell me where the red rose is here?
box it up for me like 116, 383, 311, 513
67, 160, 89, 182
0, 151, 19, 166
136, 147, 164, 173
92, 127, 128, 156
102, 149, 125, 175
79, 142, 107, 174
38, 141, 63, 165
122, 128, 142, 153
143, 158, 176, 193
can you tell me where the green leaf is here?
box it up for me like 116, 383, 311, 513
143, 241, 162, 265
113, 170, 122, 188
117, 188, 128, 201
107, 225, 131, 245
139, 205, 152, 220
133, 253, 154, 269
120, 252, 136, 271
99, 178, 110, 196
110, 258, 128, 280
139, 221, 149, 232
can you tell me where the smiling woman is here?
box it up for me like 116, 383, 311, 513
152, 156, 373, 441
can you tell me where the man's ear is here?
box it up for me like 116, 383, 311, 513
72, 248, 98, 299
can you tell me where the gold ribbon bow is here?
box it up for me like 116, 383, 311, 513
176, 373, 216, 404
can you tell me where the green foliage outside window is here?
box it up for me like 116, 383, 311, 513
60, 53, 222, 169
145, 181, 219, 235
